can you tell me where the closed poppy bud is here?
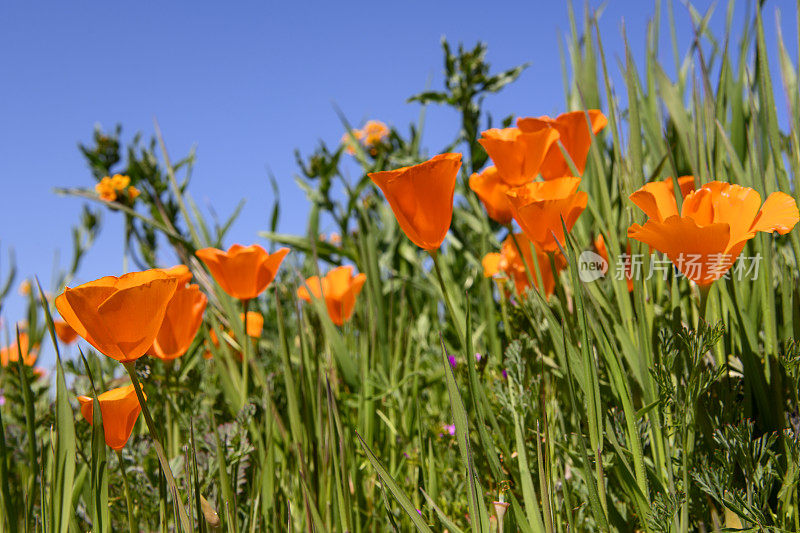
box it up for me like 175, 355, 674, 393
78, 384, 144, 450
368, 153, 462, 250
478, 127, 560, 186
517, 110, 607, 179
150, 284, 208, 360
55, 270, 178, 362
196, 245, 289, 301
239, 311, 264, 338
297, 266, 367, 326
54, 320, 78, 344
0, 332, 38, 367
628, 181, 800, 285
469, 166, 514, 224
506, 177, 588, 251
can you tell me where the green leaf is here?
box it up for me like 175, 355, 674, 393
356, 432, 433, 532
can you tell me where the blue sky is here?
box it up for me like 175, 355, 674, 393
0, 0, 797, 351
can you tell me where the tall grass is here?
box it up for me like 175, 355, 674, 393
2, 1, 800, 531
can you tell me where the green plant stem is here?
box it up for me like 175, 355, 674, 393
123, 361, 192, 532
116, 449, 136, 533
429, 250, 465, 346
241, 298, 250, 409
698, 283, 712, 323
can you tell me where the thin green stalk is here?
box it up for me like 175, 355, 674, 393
153, 118, 203, 248
123, 361, 192, 532
241, 299, 250, 410
429, 250, 465, 346
698, 284, 712, 323
116, 450, 136, 533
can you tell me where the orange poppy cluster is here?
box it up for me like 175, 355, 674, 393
53, 242, 368, 450
367, 110, 605, 296
366, 109, 799, 296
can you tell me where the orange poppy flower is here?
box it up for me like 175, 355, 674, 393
478, 127, 560, 186
517, 110, 607, 179
150, 284, 208, 360
55, 270, 178, 362
54, 320, 79, 344
239, 311, 264, 338
628, 176, 696, 222
491, 233, 565, 296
594, 234, 633, 292
159, 264, 193, 286
628, 181, 800, 285
482, 252, 504, 278
505, 176, 588, 251
297, 266, 367, 326
469, 166, 514, 224
368, 153, 462, 250
0, 332, 38, 367
196, 245, 289, 300
77, 384, 144, 450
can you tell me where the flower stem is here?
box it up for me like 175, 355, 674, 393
698, 284, 712, 322
116, 449, 136, 533
429, 250, 465, 347
241, 298, 250, 409
123, 361, 192, 532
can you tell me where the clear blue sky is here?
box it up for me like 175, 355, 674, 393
0, 0, 796, 351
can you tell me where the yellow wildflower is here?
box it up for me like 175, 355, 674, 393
363, 120, 389, 146
110, 174, 130, 190
18, 280, 31, 296
95, 177, 117, 202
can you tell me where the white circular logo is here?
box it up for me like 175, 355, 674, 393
578, 250, 608, 282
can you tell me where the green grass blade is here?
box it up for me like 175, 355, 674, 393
356, 432, 433, 532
